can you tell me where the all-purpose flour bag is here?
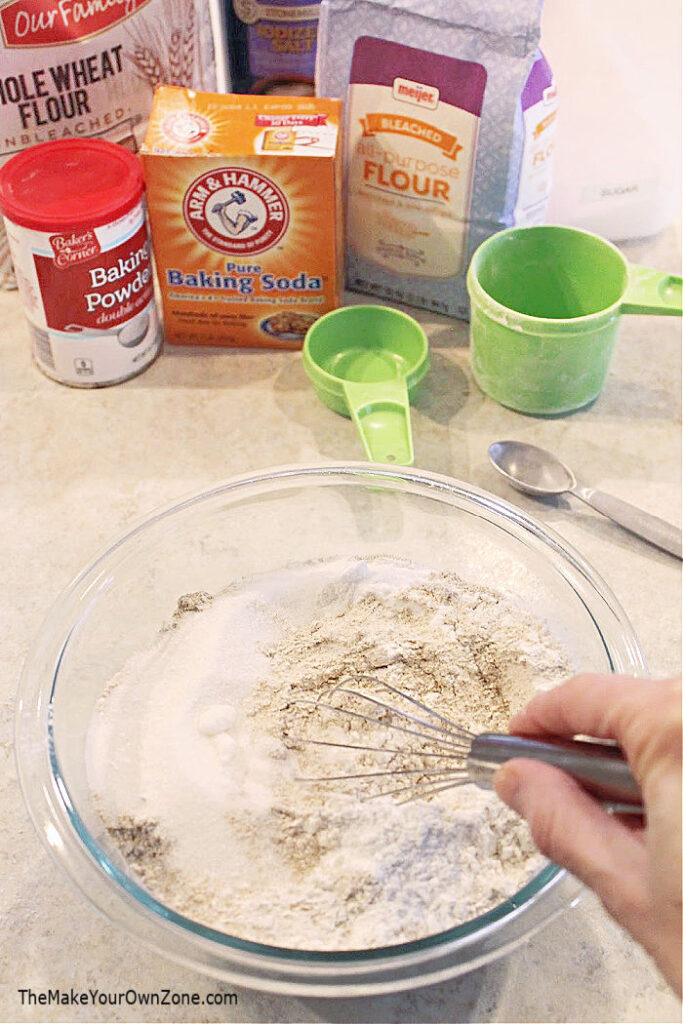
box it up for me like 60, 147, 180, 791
0, 0, 218, 287
316, 0, 557, 318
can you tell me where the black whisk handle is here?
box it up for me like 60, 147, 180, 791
467, 733, 644, 814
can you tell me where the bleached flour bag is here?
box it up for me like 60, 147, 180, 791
0, 0, 217, 287
316, 0, 557, 318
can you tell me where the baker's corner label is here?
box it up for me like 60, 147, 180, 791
49, 228, 100, 267
182, 167, 290, 256
0, 0, 154, 48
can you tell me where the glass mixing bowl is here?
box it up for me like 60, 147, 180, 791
16, 463, 646, 996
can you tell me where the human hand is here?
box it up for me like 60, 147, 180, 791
494, 674, 682, 995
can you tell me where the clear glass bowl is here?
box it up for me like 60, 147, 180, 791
15, 463, 646, 996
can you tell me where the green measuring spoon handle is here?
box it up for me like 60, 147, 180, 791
621, 264, 682, 316
342, 378, 414, 466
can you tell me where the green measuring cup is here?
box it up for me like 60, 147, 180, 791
303, 305, 430, 465
466, 225, 682, 415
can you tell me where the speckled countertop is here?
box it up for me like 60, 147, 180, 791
1, 222, 681, 1024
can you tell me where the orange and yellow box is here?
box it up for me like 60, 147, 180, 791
141, 87, 343, 348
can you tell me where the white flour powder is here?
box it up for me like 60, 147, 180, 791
86, 557, 572, 950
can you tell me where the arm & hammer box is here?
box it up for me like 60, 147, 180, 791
141, 87, 343, 348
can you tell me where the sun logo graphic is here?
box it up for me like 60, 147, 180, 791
182, 167, 290, 256
161, 112, 211, 146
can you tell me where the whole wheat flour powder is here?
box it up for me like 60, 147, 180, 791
87, 556, 572, 950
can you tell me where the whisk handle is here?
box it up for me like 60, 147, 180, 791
468, 734, 643, 814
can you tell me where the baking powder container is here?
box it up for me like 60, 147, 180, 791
466, 225, 682, 415
0, 139, 161, 387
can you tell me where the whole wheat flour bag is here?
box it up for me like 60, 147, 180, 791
0, 0, 217, 287
316, 0, 557, 319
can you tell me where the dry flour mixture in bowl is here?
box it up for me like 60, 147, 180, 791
16, 464, 645, 995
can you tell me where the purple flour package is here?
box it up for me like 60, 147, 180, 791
316, 0, 558, 318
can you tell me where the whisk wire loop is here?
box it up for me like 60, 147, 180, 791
291, 678, 475, 800
382, 777, 474, 804
292, 696, 472, 755
292, 677, 644, 812
298, 765, 468, 783
346, 676, 475, 742
297, 737, 466, 759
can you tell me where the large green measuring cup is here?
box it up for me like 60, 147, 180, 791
303, 305, 430, 465
467, 225, 682, 415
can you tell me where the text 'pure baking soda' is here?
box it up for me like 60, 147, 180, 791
142, 87, 343, 347
0, 138, 162, 386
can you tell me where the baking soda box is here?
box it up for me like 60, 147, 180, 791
141, 87, 342, 347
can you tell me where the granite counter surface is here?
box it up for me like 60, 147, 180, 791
1, 223, 681, 1023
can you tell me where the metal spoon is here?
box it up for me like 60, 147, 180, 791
489, 440, 682, 559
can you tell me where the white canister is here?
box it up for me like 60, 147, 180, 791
541, 0, 682, 240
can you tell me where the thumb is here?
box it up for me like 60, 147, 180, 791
495, 758, 650, 935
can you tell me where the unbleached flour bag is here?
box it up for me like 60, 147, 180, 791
0, 0, 218, 287
316, 0, 557, 318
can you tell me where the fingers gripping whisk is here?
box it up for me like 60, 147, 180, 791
291, 675, 644, 812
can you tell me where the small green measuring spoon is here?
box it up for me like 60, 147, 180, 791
303, 306, 430, 465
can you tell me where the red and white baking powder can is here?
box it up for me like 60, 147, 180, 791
0, 139, 161, 387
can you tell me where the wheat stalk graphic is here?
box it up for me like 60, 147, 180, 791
169, 30, 184, 84
125, 0, 198, 89
181, 0, 196, 85
132, 46, 165, 87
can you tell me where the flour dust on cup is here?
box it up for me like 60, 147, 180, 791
466, 225, 682, 415
303, 305, 430, 466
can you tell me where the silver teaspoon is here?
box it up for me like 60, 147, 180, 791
489, 440, 682, 559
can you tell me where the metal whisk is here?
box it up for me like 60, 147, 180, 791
294, 677, 643, 813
